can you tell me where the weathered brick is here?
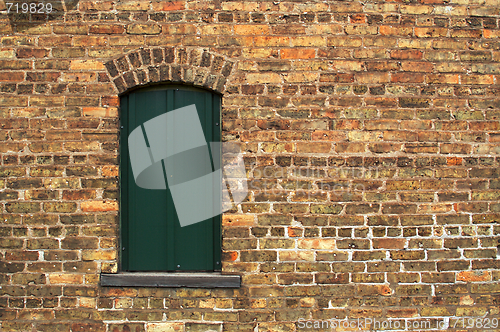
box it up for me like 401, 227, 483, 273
0, 0, 497, 327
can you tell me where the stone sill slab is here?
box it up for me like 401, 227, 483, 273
100, 272, 241, 288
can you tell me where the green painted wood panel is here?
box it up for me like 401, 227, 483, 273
120, 85, 222, 272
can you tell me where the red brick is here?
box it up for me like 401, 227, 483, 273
0, 72, 24, 82
281, 49, 316, 59
391, 72, 425, 83
390, 50, 423, 60
152, 1, 184, 10
80, 201, 118, 212
457, 271, 491, 282
372, 238, 406, 249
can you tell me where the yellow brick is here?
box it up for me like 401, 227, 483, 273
79, 297, 96, 308
219, 36, 253, 47
415, 27, 448, 38
380, 26, 413, 36
49, 273, 84, 284
163, 24, 197, 35
222, 215, 255, 226
294, 2, 329, 12
82, 250, 116, 261
187, 0, 217, 9
293, 60, 329, 71
254, 36, 290, 47
327, 36, 362, 47
16, 24, 50, 34
330, 2, 363, 12
0, 23, 12, 34
400, 4, 433, 14
222, 2, 259, 11
246, 72, 282, 84
200, 24, 233, 35
0, 96, 28, 107
364, 3, 398, 12
11, 107, 44, 118
199, 298, 215, 308
101, 262, 118, 273
421, 307, 451, 316
432, 40, 467, 49
279, 250, 315, 261
102, 166, 119, 177
398, 39, 433, 49
494, 51, 500, 62
109, 36, 144, 46
300, 297, 315, 307
116, 1, 149, 11
70, 60, 105, 70
53, 24, 88, 35
147, 323, 184, 332
348, 131, 382, 142
453, 0, 484, 3
436, 63, 466, 73
30, 96, 64, 107
354, 49, 387, 59
364, 37, 398, 48
433, 5, 467, 16
88, 48, 124, 58
215, 298, 233, 308
238, 61, 256, 71
82, 107, 118, 118
356, 72, 390, 84
345, 25, 378, 35
61, 72, 97, 82
242, 48, 278, 58
283, 72, 318, 83
250, 298, 267, 308
234, 25, 270, 35
81, 201, 118, 212
72, 36, 108, 47
85, 274, 99, 285
223, 96, 257, 106
456, 307, 489, 317
146, 35, 183, 46
290, 36, 327, 47
0, 48, 15, 58
152, 1, 184, 11
1, 36, 35, 46
115, 298, 133, 309
127, 24, 161, 35
462, 74, 494, 85
183, 35, 217, 46
332, 60, 364, 72
418, 203, 453, 213
307, 24, 343, 35
297, 239, 336, 249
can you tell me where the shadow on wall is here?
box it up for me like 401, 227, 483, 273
2, 0, 79, 31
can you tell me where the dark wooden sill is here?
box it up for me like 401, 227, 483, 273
100, 272, 241, 288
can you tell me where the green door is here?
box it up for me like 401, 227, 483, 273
120, 85, 222, 272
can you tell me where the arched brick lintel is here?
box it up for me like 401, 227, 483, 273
104, 47, 234, 95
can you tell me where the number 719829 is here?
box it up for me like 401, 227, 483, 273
6, 2, 53, 13
452, 317, 498, 329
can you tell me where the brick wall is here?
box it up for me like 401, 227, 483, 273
1, 0, 500, 331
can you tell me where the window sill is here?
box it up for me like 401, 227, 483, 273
100, 272, 241, 288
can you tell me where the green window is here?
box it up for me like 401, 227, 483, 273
120, 85, 222, 272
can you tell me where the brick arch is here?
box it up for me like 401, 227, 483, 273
104, 47, 235, 95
